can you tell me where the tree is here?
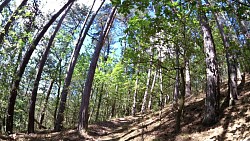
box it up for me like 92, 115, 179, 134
54, 0, 104, 131
27, 2, 73, 133
78, 6, 117, 131
6, 0, 75, 134
198, 1, 220, 126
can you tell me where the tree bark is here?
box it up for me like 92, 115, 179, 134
53, 59, 62, 126
5, 0, 74, 134
185, 60, 191, 96
95, 83, 103, 122
175, 68, 185, 132
132, 65, 139, 116
27, 2, 72, 133
78, 6, 117, 131
148, 70, 157, 110
0, 0, 28, 45
54, 0, 103, 132
141, 47, 153, 113
198, 2, 220, 126
38, 79, 54, 129
0, 0, 11, 13
208, 0, 238, 106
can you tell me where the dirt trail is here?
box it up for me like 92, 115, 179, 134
2, 73, 250, 141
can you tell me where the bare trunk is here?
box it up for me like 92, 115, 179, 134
148, 70, 157, 110
39, 79, 54, 129
141, 47, 153, 113
198, 4, 220, 126
28, 3, 72, 133
6, 0, 74, 134
78, 6, 117, 131
132, 65, 139, 116
0, 0, 28, 44
185, 60, 191, 96
53, 59, 62, 126
212, 10, 237, 106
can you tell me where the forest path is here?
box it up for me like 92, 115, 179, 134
2, 73, 250, 141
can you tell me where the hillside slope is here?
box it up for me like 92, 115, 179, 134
2, 73, 250, 141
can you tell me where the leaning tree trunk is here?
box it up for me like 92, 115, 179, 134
0, 0, 28, 45
198, 2, 220, 126
78, 6, 117, 131
27, 2, 72, 133
54, 0, 103, 132
39, 79, 54, 129
213, 12, 237, 106
5, 0, 74, 134
0, 0, 11, 13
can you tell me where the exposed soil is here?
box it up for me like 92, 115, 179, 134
1, 73, 250, 141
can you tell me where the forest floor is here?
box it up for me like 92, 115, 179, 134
1, 73, 250, 141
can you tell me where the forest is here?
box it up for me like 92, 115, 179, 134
0, 0, 250, 140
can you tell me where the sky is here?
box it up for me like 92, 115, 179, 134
16, 0, 106, 13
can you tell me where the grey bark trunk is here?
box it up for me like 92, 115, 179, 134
212, 10, 238, 106
185, 60, 191, 96
132, 65, 139, 116
141, 47, 153, 113
198, 3, 220, 126
6, 0, 74, 134
148, 70, 157, 110
78, 6, 117, 131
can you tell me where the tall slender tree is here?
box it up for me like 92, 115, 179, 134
5, 0, 75, 134
27, 2, 73, 133
54, 0, 104, 131
78, 6, 117, 131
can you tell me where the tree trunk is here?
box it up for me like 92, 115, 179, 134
95, 83, 103, 122
78, 6, 117, 131
148, 70, 157, 110
185, 60, 191, 96
175, 68, 185, 132
39, 79, 54, 129
198, 3, 220, 126
0, 0, 28, 45
27, 3, 72, 133
0, 0, 11, 13
5, 0, 74, 134
141, 47, 153, 113
54, 0, 102, 132
173, 47, 180, 104
53, 59, 62, 126
132, 65, 139, 116
209, 1, 238, 106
